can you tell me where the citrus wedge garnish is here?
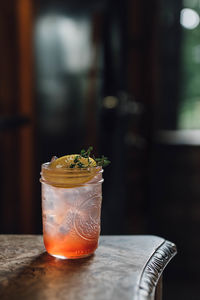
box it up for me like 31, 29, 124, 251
50, 154, 96, 169
42, 154, 98, 188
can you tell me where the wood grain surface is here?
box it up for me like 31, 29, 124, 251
0, 235, 176, 300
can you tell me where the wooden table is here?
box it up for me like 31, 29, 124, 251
0, 235, 176, 300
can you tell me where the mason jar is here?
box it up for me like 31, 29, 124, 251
40, 163, 103, 259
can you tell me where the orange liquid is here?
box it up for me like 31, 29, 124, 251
43, 231, 98, 259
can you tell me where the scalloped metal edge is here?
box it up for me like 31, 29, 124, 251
137, 240, 177, 300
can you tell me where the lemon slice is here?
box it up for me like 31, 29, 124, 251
42, 154, 98, 188
50, 154, 96, 169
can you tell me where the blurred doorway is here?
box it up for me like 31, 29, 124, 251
1, 0, 158, 238
34, 0, 156, 234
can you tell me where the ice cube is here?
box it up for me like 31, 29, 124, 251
51, 156, 58, 162
45, 214, 55, 223
43, 213, 57, 234
61, 188, 80, 205
58, 208, 75, 235
59, 225, 70, 235
42, 199, 54, 211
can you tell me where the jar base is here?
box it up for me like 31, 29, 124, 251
50, 252, 94, 260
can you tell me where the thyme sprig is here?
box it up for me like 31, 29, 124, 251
69, 146, 110, 168
94, 155, 111, 167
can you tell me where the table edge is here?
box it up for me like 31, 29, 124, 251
137, 239, 177, 300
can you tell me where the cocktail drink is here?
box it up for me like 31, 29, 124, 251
40, 152, 105, 259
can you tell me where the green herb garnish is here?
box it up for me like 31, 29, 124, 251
77, 162, 84, 168
95, 155, 111, 167
68, 146, 110, 169
69, 163, 75, 168
74, 155, 80, 163
80, 146, 93, 158
81, 147, 110, 168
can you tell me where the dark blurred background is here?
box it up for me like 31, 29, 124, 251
1, 0, 200, 298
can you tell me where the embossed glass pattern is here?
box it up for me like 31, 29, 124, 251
41, 164, 103, 259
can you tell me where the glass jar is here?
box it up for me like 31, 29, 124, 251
40, 163, 103, 259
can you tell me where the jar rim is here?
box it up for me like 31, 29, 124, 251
42, 162, 102, 173
40, 162, 103, 187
